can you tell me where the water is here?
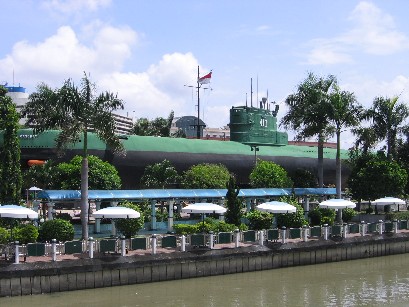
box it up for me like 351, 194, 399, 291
2, 254, 409, 306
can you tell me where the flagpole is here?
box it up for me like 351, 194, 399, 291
197, 65, 200, 139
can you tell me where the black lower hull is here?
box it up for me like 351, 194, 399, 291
20, 148, 349, 189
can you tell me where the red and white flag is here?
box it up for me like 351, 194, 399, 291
198, 71, 212, 84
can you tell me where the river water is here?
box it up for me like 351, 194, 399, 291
2, 254, 409, 307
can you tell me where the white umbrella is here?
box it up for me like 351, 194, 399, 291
93, 207, 141, 219
181, 203, 227, 214
373, 197, 405, 206
28, 186, 42, 191
319, 199, 356, 210
0, 205, 39, 219
256, 201, 297, 213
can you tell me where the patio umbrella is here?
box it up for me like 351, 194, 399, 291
0, 205, 39, 219
319, 199, 356, 210
373, 197, 406, 211
93, 206, 141, 219
181, 203, 227, 214
256, 201, 297, 213
256, 201, 297, 228
319, 199, 356, 223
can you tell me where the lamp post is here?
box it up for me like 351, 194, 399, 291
251, 145, 259, 166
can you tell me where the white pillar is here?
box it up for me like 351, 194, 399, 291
343, 223, 348, 238
167, 200, 174, 232
47, 202, 54, 220
303, 197, 310, 220
110, 201, 118, 236
360, 221, 366, 236
393, 219, 398, 234
151, 200, 157, 230
94, 201, 101, 234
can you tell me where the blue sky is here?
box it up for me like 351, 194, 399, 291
1, 0, 409, 148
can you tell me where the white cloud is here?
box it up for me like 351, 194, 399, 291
41, 0, 111, 14
305, 1, 409, 65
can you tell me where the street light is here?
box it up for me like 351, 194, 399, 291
251, 145, 259, 165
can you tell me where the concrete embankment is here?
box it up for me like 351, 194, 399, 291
1, 232, 409, 297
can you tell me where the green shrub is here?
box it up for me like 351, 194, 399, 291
173, 224, 200, 235
38, 219, 74, 242
12, 224, 39, 244
115, 202, 145, 238
385, 211, 409, 221
342, 208, 357, 223
276, 201, 307, 228
0, 227, 10, 244
308, 209, 322, 226
366, 206, 374, 214
308, 208, 336, 226
55, 212, 72, 221
245, 210, 274, 230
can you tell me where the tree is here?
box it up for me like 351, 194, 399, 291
224, 176, 242, 226
364, 96, 409, 160
181, 163, 231, 189
348, 152, 407, 202
140, 159, 179, 189
289, 168, 317, 188
132, 111, 176, 137
276, 197, 307, 228
115, 202, 145, 238
57, 155, 121, 190
23, 160, 59, 190
328, 85, 363, 198
281, 72, 336, 188
23, 73, 125, 240
249, 160, 293, 188
0, 86, 22, 204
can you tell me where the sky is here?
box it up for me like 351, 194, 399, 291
1, 0, 409, 149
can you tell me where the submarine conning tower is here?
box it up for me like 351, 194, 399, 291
229, 97, 288, 146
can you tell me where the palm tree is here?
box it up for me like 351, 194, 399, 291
365, 96, 409, 160
328, 86, 363, 198
24, 73, 125, 240
281, 72, 336, 188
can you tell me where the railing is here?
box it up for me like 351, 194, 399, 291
4, 220, 406, 264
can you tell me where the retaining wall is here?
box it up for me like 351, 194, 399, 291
1, 233, 409, 297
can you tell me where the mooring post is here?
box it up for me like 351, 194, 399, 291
378, 220, 384, 235
343, 223, 348, 238
323, 224, 329, 240
360, 221, 366, 236
393, 219, 398, 234
258, 230, 264, 246
302, 225, 308, 242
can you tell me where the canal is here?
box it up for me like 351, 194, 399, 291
2, 253, 409, 306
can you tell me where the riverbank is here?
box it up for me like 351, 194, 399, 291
1, 231, 409, 297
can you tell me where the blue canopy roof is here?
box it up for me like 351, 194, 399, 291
37, 188, 336, 202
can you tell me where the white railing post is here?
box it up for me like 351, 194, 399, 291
343, 223, 348, 238
14, 241, 20, 264
323, 224, 329, 240
88, 237, 94, 259
378, 220, 384, 235
151, 234, 157, 255
121, 236, 126, 256
209, 231, 214, 249
52, 239, 57, 262
234, 229, 240, 248
258, 230, 264, 246
281, 227, 287, 244
181, 235, 186, 252
360, 221, 366, 236
302, 225, 308, 242
393, 219, 398, 234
